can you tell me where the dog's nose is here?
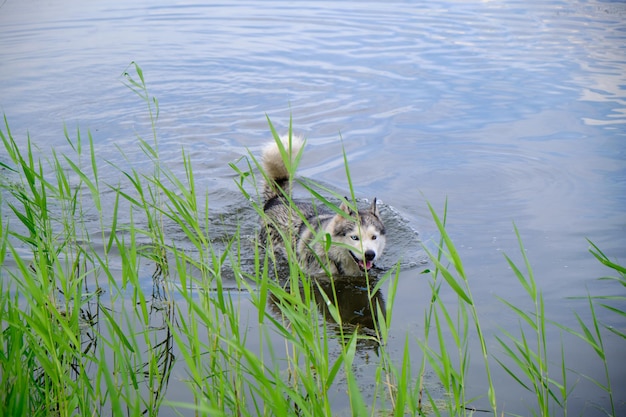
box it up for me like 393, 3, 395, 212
364, 250, 376, 261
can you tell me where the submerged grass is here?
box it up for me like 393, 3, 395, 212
0, 63, 624, 416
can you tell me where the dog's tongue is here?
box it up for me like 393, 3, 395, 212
359, 260, 374, 270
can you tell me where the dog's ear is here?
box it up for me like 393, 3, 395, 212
340, 197, 355, 216
370, 197, 380, 217
339, 201, 352, 215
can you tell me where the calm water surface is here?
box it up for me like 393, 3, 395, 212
1, 0, 625, 415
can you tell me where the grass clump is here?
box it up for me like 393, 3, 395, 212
0, 63, 623, 416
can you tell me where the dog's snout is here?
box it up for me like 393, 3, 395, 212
364, 250, 376, 261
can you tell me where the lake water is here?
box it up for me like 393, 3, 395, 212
1, 0, 625, 415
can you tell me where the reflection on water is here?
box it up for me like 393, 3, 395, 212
313, 276, 387, 351
269, 275, 387, 352
141, 269, 176, 415
99, 268, 177, 416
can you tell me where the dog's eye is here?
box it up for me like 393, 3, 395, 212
371, 235, 377, 240
350, 235, 359, 241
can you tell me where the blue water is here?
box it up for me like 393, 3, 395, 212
1, 0, 625, 415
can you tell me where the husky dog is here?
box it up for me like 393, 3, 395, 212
260, 134, 386, 277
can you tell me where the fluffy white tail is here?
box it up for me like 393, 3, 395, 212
262, 134, 304, 202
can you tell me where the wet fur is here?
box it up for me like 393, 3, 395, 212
260, 135, 386, 277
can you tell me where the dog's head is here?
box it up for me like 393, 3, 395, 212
333, 198, 386, 272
